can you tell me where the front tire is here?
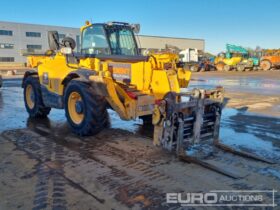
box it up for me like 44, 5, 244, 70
23, 76, 51, 118
260, 60, 271, 71
223, 65, 231, 71
64, 80, 108, 136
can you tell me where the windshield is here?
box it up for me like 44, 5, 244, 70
107, 27, 138, 56
81, 25, 138, 56
81, 25, 110, 55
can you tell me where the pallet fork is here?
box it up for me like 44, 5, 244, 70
155, 88, 275, 179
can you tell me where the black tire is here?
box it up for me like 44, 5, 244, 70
140, 115, 153, 126
23, 76, 51, 118
64, 80, 108, 136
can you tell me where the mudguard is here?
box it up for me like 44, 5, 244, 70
22, 70, 38, 87
61, 69, 98, 87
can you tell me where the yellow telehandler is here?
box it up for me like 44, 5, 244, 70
22, 21, 273, 178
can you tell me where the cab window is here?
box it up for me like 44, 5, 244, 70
81, 25, 110, 55
107, 28, 138, 56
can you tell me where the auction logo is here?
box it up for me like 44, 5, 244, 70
166, 190, 277, 207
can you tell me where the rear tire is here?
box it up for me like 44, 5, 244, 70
216, 62, 224, 71
64, 80, 108, 136
140, 115, 153, 126
260, 60, 271, 71
23, 76, 51, 118
237, 65, 245, 72
223, 65, 231, 71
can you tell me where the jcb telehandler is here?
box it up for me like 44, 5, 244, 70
22, 21, 273, 178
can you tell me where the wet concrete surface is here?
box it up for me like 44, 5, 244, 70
191, 72, 280, 116
190, 76, 280, 96
0, 75, 280, 209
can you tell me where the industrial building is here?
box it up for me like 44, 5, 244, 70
0, 21, 205, 64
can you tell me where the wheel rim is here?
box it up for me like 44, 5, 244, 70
237, 66, 244, 71
26, 84, 35, 109
261, 61, 270, 71
68, 91, 85, 125
224, 65, 230, 71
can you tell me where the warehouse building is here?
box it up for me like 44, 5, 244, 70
0, 21, 205, 64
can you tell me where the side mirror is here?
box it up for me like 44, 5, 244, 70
48, 31, 60, 51
131, 24, 140, 34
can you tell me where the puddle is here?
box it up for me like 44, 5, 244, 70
108, 110, 142, 132
220, 108, 280, 159
0, 83, 66, 132
189, 77, 280, 95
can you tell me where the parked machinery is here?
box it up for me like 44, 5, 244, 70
236, 50, 260, 72
260, 49, 280, 71
22, 21, 224, 157
179, 48, 199, 71
179, 49, 215, 72
215, 44, 259, 71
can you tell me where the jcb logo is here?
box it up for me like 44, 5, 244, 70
108, 63, 131, 81
112, 67, 130, 75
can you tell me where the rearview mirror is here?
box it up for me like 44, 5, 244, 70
131, 24, 140, 34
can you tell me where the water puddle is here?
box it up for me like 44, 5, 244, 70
189, 77, 280, 95
220, 108, 280, 159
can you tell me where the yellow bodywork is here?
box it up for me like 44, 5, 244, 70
27, 56, 49, 68
33, 51, 191, 121
23, 21, 226, 152
26, 50, 54, 68
29, 21, 191, 123
214, 56, 242, 66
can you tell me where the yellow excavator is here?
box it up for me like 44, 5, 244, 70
22, 21, 273, 178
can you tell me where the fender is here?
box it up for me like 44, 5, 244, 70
260, 58, 272, 64
38, 69, 97, 109
22, 70, 38, 87
61, 69, 97, 88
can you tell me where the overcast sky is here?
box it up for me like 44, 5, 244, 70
1, 0, 279, 54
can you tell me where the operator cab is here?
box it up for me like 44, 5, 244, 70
48, 21, 146, 62
81, 22, 140, 56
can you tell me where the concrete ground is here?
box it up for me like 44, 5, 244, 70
0, 71, 279, 209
